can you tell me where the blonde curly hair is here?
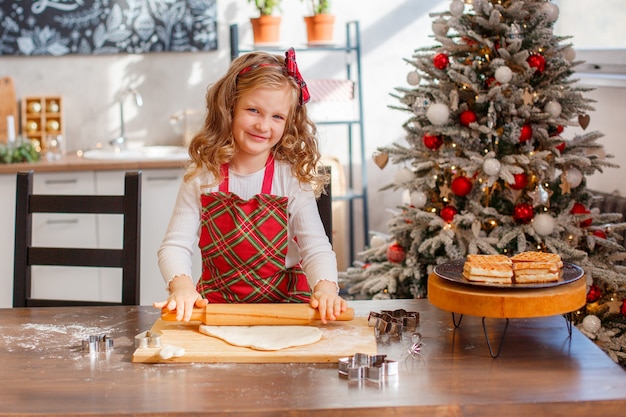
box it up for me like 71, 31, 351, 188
186, 50, 328, 196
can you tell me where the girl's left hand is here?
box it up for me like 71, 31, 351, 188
309, 280, 348, 324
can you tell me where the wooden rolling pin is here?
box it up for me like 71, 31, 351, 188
161, 303, 354, 325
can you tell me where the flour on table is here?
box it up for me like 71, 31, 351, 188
198, 325, 322, 351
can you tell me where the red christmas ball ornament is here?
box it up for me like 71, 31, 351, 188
555, 141, 566, 153
485, 77, 497, 88
527, 54, 546, 73
513, 203, 534, 224
519, 124, 533, 142
440, 205, 458, 223
510, 172, 528, 190
586, 284, 602, 303
592, 230, 607, 240
433, 53, 450, 70
549, 125, 564, 137
450, 176, 473, 197
459, 110, 477, 126
386, 243, 406, 264
570, 203, 592, 227
462, 37, 478, 46
423, 133, 444, 150
620, 299, 626, 317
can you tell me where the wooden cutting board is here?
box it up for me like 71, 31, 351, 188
132, 317, 376, 363
0, 77, 18, 143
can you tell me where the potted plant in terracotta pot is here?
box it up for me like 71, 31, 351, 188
248, 0, 282, 44
302, 0, 335, 44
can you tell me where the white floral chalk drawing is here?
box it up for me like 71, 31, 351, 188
0, 0, 217, 55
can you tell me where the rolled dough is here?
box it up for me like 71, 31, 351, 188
198, 325, 322, 351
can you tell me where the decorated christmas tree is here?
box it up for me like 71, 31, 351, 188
342, 0, 626, 365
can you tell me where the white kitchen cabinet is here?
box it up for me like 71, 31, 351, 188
0, 174, 17, 308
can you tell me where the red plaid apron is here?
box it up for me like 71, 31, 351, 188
196, 156, 311, 303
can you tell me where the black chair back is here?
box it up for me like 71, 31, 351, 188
317, 166, 332, 244
13, 170, 141, 307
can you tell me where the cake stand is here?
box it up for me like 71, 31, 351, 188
427, 261, 586, 358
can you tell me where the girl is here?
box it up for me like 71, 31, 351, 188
154, 48, 348, 323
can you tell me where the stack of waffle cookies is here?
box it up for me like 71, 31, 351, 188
462, 251, 563, 284
510, 251, 563, 283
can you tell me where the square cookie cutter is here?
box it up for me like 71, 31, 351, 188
81, 334, 114, 353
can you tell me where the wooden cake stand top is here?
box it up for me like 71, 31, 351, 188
428, 271, 586, 319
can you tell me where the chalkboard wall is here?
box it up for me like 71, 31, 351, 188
0, 0, 218, 55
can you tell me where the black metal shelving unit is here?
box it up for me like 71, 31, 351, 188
229, 21, 368, 263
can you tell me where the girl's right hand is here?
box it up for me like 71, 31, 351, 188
152, 275, 208, 322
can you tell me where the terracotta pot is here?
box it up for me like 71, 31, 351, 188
304, 14, 335, 43
250, 15, 281, 44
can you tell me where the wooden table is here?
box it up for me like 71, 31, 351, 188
1, 299, 625, 416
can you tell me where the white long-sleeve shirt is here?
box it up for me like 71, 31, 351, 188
158, 160, 338, 291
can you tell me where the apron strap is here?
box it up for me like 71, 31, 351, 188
219, 154, 275, 194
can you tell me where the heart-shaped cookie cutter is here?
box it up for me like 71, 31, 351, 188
134, 330, 162, 348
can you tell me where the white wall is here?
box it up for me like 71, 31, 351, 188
2, 0, 625, 248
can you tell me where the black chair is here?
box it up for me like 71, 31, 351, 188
317, 166, 332, 245
13, 170, 141, 307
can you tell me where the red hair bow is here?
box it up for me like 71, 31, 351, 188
285, 47, 310, 105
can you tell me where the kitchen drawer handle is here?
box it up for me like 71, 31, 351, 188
44, 178, 79, 185
46, 219, 79, 225
146, 175, 179, 182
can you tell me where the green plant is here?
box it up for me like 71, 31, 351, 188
248, 0, 282, 16
0, 140, 40, 164
304, 0, 331, 15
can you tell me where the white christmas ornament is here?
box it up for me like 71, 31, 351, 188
410, 191, 428, 208
545, 101, 562, 118
449, 0, 465, 17
370, 235, 386, 248
432, 19, 449, 36
532, 213, 555, 236
563, 46, 576, 62
541, 3, 560, 22
407, 71, 421, 86
394, 167, 415, 184
565, 168, 583, 188
426, 103, 450, 125
482, 158, 501, 176
582, 315, 601, 334
494, 66, 513, 84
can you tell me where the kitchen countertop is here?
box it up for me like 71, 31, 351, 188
0, 153, 190, 174
1, 299, 625, 416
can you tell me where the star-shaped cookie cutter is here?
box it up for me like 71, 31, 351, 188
368, 309, 420, 339
338, 353, 398, 382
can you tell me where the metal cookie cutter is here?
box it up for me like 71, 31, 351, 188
368, 309, 420, 338
82, 334, 114, 353
134, 330, 162, 348
338, 353, 398, 382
